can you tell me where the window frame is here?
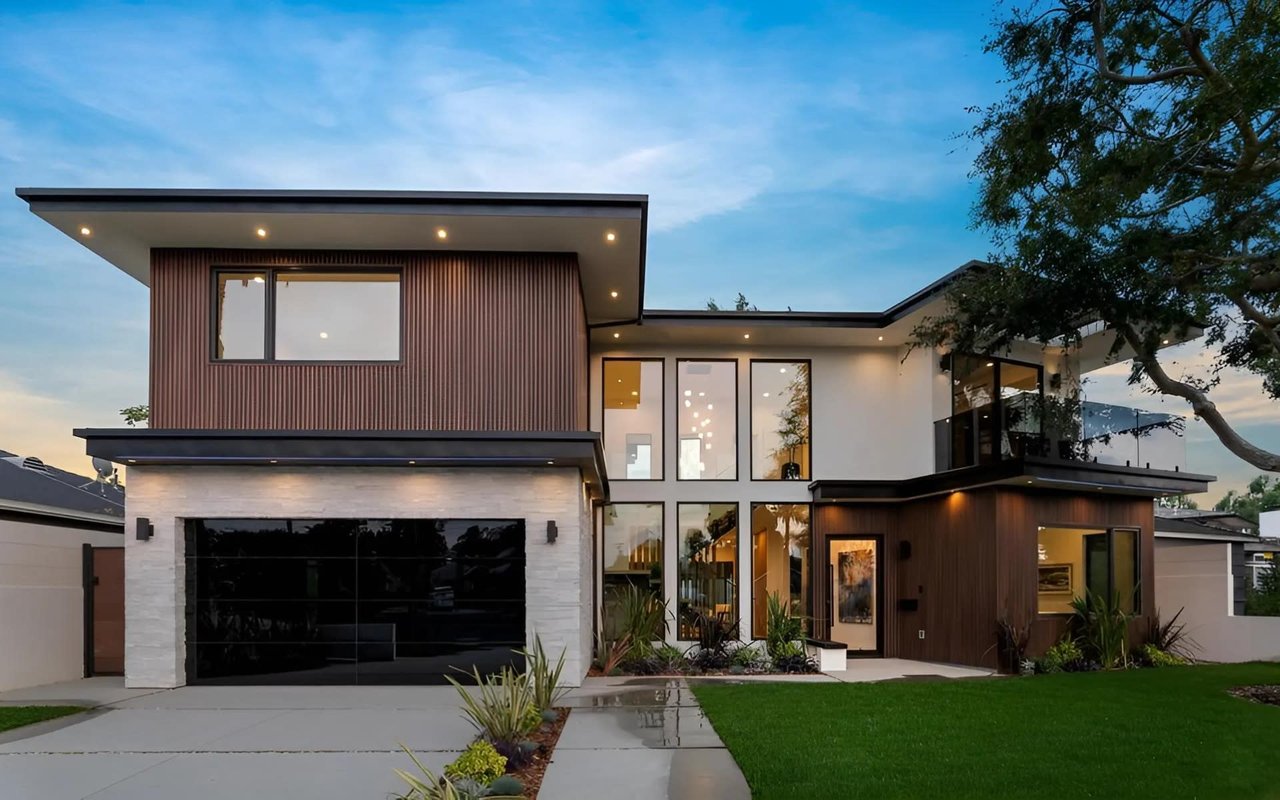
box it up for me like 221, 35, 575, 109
600, 357, 666, 482
749, 358, 813, 482
210, 266, 406, 364
1034, 524, 1142, 615
599, 501, 667, 638
748, 502, 812, 640
949, 354, 1045, 419
675, 500, 740, 642
674, 357, 740, 482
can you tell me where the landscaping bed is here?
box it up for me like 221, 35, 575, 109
1230, 684, 1280, 707
694, 663, 1280, 800
506, 707, 570, 799
0, 706, 84, 734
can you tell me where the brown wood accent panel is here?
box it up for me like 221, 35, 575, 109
91, 547, 125, 675
814, 488, 1154, 670
150, 249, 588, 431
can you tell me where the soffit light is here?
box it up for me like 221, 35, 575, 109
985, 361, 994, 367
319, 332, 329, 339
878, 335, 884, 341
436, 228, 448, 240
255, 227, 268, 238
779, 367, 787, 373
252, 276, 265, 284
743, 333, 751, 340
610, 290, 619, 299
79, 226, 92, 237
613, 332, 621, 339
605, 231, 617, 243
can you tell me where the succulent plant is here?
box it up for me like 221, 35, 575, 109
487, 775, 524, 796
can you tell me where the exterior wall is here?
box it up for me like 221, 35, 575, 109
814, 489, 1155, 669
123, 465, 592, 688
1154, 539, 1280, 662
150, 249, 588, 431
0, 516, 123, 691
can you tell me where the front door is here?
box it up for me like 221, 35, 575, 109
828, 537, 882, 656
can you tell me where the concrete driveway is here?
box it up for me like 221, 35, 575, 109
0, 678, 472, 800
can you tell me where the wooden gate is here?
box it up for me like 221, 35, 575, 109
84, 545, 124, 676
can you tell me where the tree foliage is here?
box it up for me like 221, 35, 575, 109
1213, 473, 1280, 522
915, 0, 1280, 471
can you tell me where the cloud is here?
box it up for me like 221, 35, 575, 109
0, 368, 106, 476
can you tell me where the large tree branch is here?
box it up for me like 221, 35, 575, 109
1116, 323, 1280, 471
1179, 22, 1264, 166
1227, 292, 1280, 355
1090, 1, 1201, 84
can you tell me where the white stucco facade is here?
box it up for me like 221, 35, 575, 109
122, 465, 593, 688
0, 517, 123, 691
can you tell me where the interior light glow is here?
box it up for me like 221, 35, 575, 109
610, 290, 619, 298
319, 332, 329, 339
743, 333, 751, 339
613, 332, 621, 339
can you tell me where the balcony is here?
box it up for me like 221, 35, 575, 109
934, 394, 1188, 474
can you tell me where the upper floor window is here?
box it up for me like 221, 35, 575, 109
677, 360, 737, 480
214, 268, 401, 362
751, 361, 810, 480
602, 359, 664, 480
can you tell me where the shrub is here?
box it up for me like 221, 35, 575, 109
624, 643, 689, 675
394, 745, 521, 800
1036, 638, 1083, 674
1144, 608, 1199, 662
1140, 643, 1188, 668
446, 666, 539, 760
517, 634, 568, 711
765, 593, 805, 662
1246, 563, 1280, 616
1070, 592, 1134, 670
687, 612, 738, 672
772, 651, 819, 674
614, 585, 669, 661
729, 642, 768, 671
993, 615, 1032, 674
444, 740, 506, 787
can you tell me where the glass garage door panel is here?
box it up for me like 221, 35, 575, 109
185, 518, 525, 685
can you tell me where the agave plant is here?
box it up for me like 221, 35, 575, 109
393, 745, 521, 800
517, 634, 568, 711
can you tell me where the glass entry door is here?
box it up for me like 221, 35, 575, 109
828, 537, 881, 656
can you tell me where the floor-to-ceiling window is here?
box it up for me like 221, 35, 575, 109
676, 503, 739, 640
601, 503, 664, 639
749, 503, 811, 638
677, 360, 737, 480
751, 361, 811, 480
602, 359, 664, 480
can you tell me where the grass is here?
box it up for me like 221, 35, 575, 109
692, 663, 1280, 800
0, 706, 85, 734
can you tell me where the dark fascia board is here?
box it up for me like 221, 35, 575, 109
810, 457, 1215, 502
16, 187, 649, 210
74, 428, 610, 499
641, 260, 989, 328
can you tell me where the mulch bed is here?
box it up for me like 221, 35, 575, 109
509, 707, 570, 798
1229, 685, 1280, 707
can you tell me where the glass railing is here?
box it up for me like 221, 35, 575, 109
934, 398, 1187, 473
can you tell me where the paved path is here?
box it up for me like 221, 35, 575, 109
542, 678, 750, 800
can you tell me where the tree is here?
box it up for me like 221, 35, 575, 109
1157, 494, 1200, 510
120, 404, 149, 427
1213, 474, 1280, 523
914, 0, 1280, 472
706, 292, 758, 311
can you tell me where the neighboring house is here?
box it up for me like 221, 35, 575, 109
0, 450, 125, 690
1153, 508, 1280, 662
1254, 510, 1280, 588
19, 187, 1216, 688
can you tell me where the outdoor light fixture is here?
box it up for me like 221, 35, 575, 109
610, 290, 619, 298
136, 517, 154, 541
743, 333, 751, 339
546, 520, 558, 544
613, 332, 621, 339
436, 228, 448, 240
605, 232, 617, 242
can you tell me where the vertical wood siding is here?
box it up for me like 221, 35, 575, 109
814, 488, 1155, 669
150, 249, 587, 431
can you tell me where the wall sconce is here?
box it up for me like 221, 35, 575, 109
136, 517, 154, 541
546, 520, 558, 544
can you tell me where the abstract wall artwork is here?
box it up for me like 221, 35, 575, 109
838, 548, 875, 624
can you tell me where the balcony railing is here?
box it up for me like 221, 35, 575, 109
934, 395, 1187, 473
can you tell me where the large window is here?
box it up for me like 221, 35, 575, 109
1037, 526, 1140, 614
947, 355, 1044, 467
677, 360, 737, 480
677, 503, 738, 640
214, 269, 401, 362
751, 361, 810, 480
750, 503, 810, 638
602, 359, 663, 480
601, 504, 664, 639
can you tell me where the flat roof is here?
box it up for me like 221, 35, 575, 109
17, 188, 649, 327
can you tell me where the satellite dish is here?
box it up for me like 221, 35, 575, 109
80, 457, 120, 493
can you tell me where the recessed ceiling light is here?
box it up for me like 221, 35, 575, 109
252, 276, 265, 284
691, 426, 697, 433
693, 411, 700, 418
707, 403, 713, 410
779, 367, 787, 373
605, 232, 617, 243
985, 361, 994, 367
705, 443, 712, 450
743, 333, 751, 340
878, 335, 884, 341
436, 228, 448, 240
255, 227, 268, 238
706, 431, 713, 438
762, 392, 770, 398
319, 331, 329, 339
630, 390, 638, 396
79, 226, 92, 237
547, 460, 555, 465
610, 290, 619, 299
1162, 339, 1170, 345
127, 459, 136, 464
613, 332, 621, 339
269, 459, 278, 464
684, 399, 691, 408
684, 390, 692, 397
408, 460, 416, 465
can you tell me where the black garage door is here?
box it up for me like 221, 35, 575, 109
184, 518, 525, 684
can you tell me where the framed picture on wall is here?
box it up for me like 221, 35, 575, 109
1037, 563, 1072, 595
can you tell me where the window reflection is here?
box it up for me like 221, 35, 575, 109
603, 360, 663, 479
751, 361, 810, 479
677, 503, 738, 640
601, 504, 664, 640
275, 272, 400, 360
214, 272, 266, 359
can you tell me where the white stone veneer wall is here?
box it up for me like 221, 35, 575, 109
123, 465, 592, 688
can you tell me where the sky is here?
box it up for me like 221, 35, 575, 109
0, 0, 1275, 502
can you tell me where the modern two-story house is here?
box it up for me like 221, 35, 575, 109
18, 188, 1213, 687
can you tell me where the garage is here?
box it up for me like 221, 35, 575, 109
184, 517, 525, 684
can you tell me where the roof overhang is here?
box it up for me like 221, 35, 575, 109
74, 428, 610, 500
0, 497, 125, 529
810, 457, 1214, 503
1154, 529, 1260, 543
17, 188, 648, 326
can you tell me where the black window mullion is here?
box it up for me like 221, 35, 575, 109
265, 268, 276, 361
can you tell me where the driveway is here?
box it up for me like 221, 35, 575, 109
0, 678, 472, 800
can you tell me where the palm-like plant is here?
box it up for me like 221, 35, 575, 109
1070, 591, 1134, 669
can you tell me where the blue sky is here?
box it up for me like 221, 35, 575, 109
0, 0, 1275, 500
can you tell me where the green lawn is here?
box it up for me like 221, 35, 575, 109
693, 664, 1280, 800
0, 706, 85, 734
